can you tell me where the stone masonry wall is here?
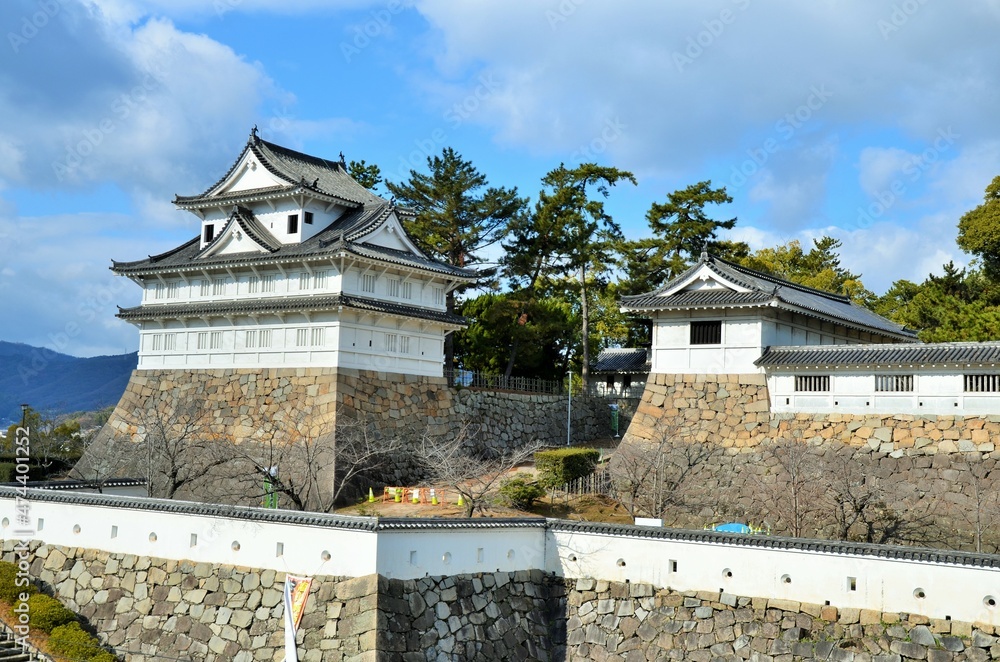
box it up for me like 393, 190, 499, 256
565, 580, 1000, 661
620, 373, 1000, 545
2, 541, 562, 661
1, 540, 378, 662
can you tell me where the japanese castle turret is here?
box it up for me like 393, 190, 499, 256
112, 129, 475, 377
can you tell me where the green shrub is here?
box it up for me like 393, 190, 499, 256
0, 560, 38, 604
498, 478, 546, 510
535, 448, 601, 488
89, 651, 119, 662
49, 622, 106, 659
0, 462, 15, 482
19, 593, 76, 633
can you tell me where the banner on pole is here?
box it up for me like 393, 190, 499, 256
283, 575, 312, 662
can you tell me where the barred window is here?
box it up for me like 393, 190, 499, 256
259, 329, 271, 347
150, 334, 162, 351
152, 283, 164, 300
400, 336, 410, 354
361, 273, 376, 293
433, 287, 444, 305
196, 332, 209, 350
313, 270, 328, 289
965, 374, 1000, 393
387, 278, 401, 297
199, 280, 210, 297
875, 374, 913, 392
209, 332, 222, 350
385, 333, 398, 353
261, 275, 275, 293
163, 333, 177, 351
245, 330, 259, 348
298, 273, 310, 290
795, 375, 830, 392
166, 282, 178, 298
401, 281, 412, 299
295, 328, 309, 347
690, 321, 722, 345
212, 277, 230, 296
310, 328, 325, 346
247, 276, 259, 294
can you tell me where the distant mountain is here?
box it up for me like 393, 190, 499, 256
0, 341, 136, 424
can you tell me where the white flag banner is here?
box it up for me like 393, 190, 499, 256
283, 575, 312, 662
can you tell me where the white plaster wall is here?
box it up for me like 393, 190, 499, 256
767, 369, 1000, 415
650, 313, 763, 374
546, 529, 1000, 626
376, 528, 547, 581
0, 496, 377, 578
4, 494, 1000, 626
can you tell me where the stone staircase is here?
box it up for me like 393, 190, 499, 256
0, 631, 40, 662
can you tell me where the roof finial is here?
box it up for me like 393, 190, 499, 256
700, 250, 709, 262
313, 177, 319, 188
250, 125, 259, 142
339, 151, 346, 165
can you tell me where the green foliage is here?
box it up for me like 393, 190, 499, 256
497, 477, 546, 510
535, 448, 601, 489
957, 175, 1000, 276
49, 621, 112, 660
347, 159, 383, 191
0, 560, 38, 603
619, 180, 743, 296
735, 237, 875, 306
456, 292, 575, 380
19, 593, 76, 633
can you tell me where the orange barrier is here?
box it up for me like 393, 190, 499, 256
381, 486, 447, 504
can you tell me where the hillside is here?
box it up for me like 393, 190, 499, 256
0, 341, 136, 424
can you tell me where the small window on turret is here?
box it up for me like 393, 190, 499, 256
690, 321, 722, 345
288, 214, 299, 234
304, 211, 314, 225
203, 224, 214, 243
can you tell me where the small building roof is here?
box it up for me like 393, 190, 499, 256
756, 342, 1000, 369
622, 253, 917, 343
592, 348, 651, 375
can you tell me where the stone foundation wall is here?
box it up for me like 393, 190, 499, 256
620, 373, 1000, 546
565, 580, 1000, 661
2, 541, 561, 661
1, 540, 377, 662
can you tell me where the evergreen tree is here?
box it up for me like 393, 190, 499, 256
387, 148, 526, 373
957, 175, 1000, 276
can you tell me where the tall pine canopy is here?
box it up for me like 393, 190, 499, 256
387, 148, 526, 373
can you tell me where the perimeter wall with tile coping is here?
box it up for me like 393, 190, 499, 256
5, 490, 1000, 660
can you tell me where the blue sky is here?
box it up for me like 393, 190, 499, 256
2, 0, 999, 357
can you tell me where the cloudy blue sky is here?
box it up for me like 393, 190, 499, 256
2, 0, 999, 357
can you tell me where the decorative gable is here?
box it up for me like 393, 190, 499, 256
658, 262, 751, 298
197, 208, 280, 258
355, 214, 426, 256
210, 152, 286, 196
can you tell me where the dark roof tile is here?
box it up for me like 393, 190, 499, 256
592, 348, 650, 374
756, 342, 1000, 367
622, 254, 917, 341
116, 293, 466, 327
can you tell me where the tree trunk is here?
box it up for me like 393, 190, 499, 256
580, 264, 590, 392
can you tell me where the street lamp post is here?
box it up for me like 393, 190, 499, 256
566, 369, 572, 447
20, 404, 28, 431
